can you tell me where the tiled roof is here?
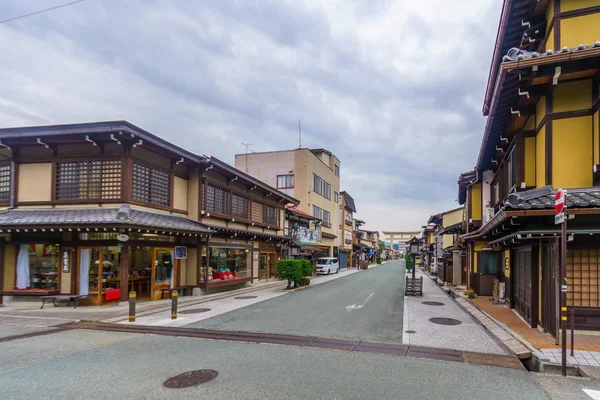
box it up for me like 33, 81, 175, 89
502, 42, 600, 63
478, 42, 600, 172
504, 186, 600, 210
285, 204, 320, 221
0, 204, 212, 233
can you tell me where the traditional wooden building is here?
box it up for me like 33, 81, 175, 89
0, 121, 297, 305
460, 0, 600, 333
338, 191, 357, 269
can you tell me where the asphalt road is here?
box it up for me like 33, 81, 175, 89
185, 261, 405, 343
0, 330, 550, 400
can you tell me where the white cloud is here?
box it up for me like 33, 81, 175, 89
0, 0, 502, 231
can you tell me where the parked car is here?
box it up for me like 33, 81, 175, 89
316, 257, 339, 275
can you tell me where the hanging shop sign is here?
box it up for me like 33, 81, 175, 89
117, 234, 129, 242
175, 246, 188, 260
62, 249, 70, 273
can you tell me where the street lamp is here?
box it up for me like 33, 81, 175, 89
408, 237, 421, 280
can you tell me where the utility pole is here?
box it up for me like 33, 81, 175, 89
241, 142, 252, 173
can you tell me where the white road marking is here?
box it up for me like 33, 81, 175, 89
584, 389, 600, 400
345, 293, 374, 312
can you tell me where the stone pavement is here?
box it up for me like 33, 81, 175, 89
403, 268, 507, 355
472, 296, 600, 352
538, 349, 600, 367
464, 294, 600, 369
455, 295, 532, 359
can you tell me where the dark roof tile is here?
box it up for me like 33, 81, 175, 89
0, 204, 212, 233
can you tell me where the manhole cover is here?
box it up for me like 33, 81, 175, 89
179, 308, 211, 314
163, 370, 218, 388
405, 330, 416, 334
235, 296, 257, 299
429, 317, 462, 326
422, 301, 445, 306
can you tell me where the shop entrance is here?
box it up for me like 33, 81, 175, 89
78, 246, 176, 304
259, 252, 277, 280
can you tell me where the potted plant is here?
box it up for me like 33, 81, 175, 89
464, 289, 476, 299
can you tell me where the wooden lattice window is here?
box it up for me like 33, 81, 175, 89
567, 248, 600, 308
252, 201, 264, 222
56, 160, 121, 201
206, 182, 229, 214
265, 205, 279, 227
132, 163, 170, 206
0, 163, 10, 203
232, 193, 249, 219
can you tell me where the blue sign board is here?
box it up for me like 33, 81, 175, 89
175, 246, 187, 260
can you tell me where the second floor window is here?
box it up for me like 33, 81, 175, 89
312, 205, 323, 220
277, 175, 294, 189
323, 210, 331, 227
0, 163, 10, 203
265, 205, 279, 226
206, 183, 229, 214
132, 163, 170, 206
56, 160, 121, 201
334, 164, 339, 177
232, 193, 249, 219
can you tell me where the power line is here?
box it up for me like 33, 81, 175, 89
0, 0, 88, 25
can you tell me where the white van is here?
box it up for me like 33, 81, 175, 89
316, 257, 339, 275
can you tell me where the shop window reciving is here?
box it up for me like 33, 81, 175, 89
132, 163, 170, 207
56, 160, 121, 201
0, 163, 10, 204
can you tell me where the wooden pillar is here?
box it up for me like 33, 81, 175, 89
204, 240, 210, 292
0, 237, 4, 305
119, 245, 130, 302
196, 245, 202, 285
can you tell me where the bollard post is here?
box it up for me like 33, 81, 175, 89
128, 291, 136, 323
570, 308, 575, 357
171, 290, 178, 320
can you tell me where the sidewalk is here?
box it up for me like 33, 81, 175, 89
403, 268, 507, 355
0, 266, 363, 326
460, 293, 600, 368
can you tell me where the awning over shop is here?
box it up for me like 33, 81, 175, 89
204, 224, 294, 243
488, 228, 600, 246
0, 204, 212, 235
321, 232, 337, 239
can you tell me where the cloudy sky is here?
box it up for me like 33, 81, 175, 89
0, 0, 502, 233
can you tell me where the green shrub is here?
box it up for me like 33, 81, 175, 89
299, 277, 311, 286
376, 257, 382, 264
301, 259, 312, 277
278, 260, 302, 288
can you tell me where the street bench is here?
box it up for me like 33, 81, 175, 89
405, 276, 423, 296
40, 295, 88, 309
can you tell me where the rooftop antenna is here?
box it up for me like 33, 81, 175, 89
298, 120, 302, 148
241, 142, 252, 173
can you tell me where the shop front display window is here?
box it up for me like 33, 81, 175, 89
208, 247, 250, 281
154, 249, 174, 288
25, 244, 60, 290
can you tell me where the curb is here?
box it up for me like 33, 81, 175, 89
449, 290, 532, 359
102, 281, 286, 323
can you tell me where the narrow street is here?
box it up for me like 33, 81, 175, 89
184, 261, 405, 343
0, 261, 557, 399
